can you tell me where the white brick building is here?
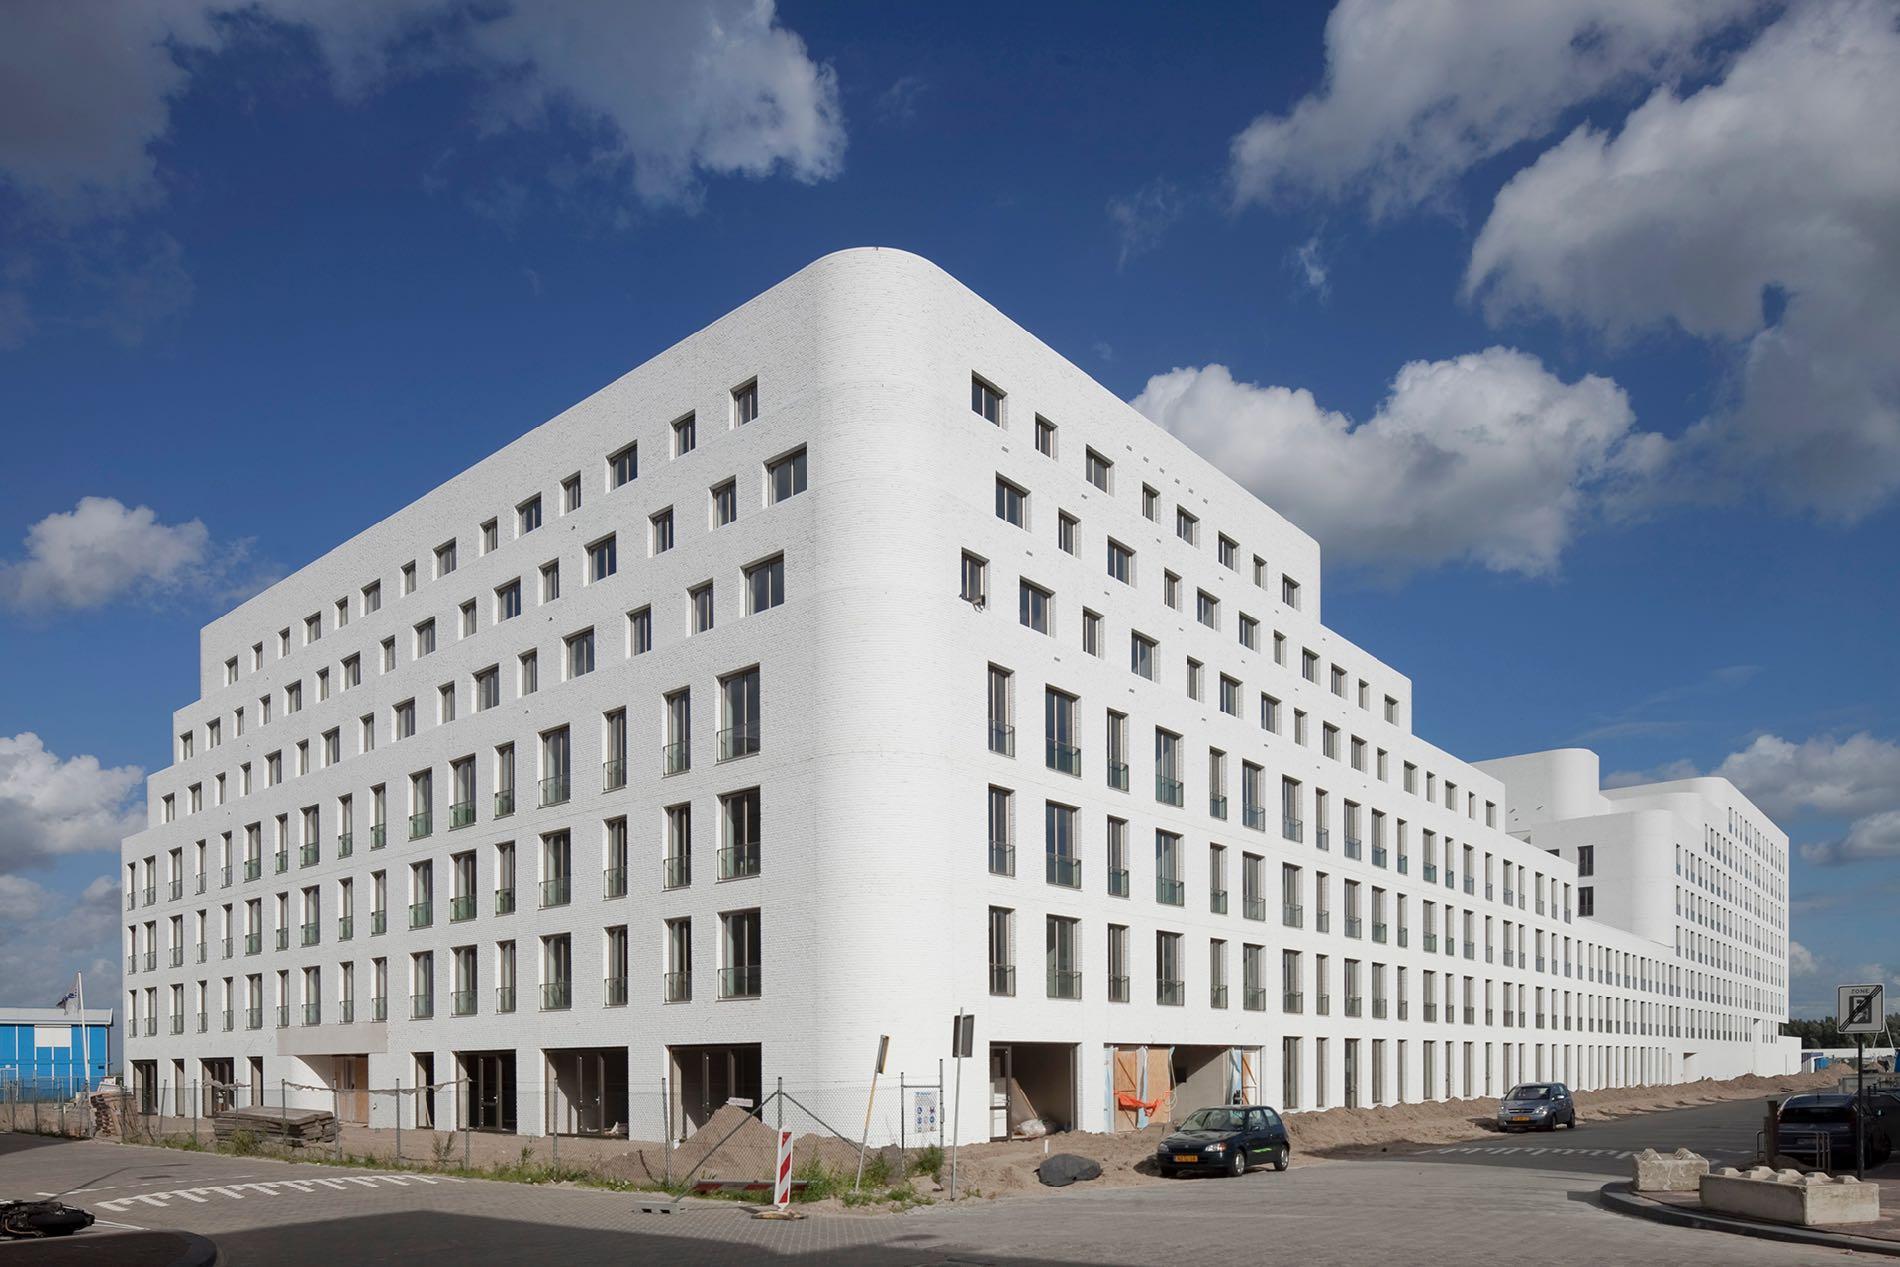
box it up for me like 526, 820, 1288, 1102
120, 247, 1797, 1144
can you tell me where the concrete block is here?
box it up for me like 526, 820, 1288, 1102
1699, 1166, 1881, 1226
1632, 1147, 1708, 1192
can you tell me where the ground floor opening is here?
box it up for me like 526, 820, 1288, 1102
987, 1042, 1077, 1140
547, 1046, 629, 1137
200, 1058, 235, 1116
669, 1043, 761, 1138
458, 1050, 517, 1133
1109, 1044, 1262, 1131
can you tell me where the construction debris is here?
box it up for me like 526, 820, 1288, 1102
212, 1105, 339, 1148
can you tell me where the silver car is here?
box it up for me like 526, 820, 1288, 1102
1497, 1082, 1577, 1132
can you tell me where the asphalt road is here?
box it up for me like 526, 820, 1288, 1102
1406, 1094, 1789, 1176
2, 1101, 1888, 1266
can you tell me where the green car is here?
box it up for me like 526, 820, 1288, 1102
1155, 1105, 1292, 1178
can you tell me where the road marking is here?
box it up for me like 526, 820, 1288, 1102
95, 1174, 465, 1213
1424, 1145, 1638, 1159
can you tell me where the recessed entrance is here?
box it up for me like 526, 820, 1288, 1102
988, 1042, 1077, 1140
669, 1043, 761, 1136
459, 1050, 517, 1133
546, 1046, 628, 1136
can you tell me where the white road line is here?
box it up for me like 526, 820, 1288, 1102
94, 1219, 147, 1231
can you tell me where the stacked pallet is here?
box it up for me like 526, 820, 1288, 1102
213, 1105, 340, 1147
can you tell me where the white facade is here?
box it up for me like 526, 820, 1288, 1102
121, 248, 1795, 1144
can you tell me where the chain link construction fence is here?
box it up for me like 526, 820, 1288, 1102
0, 1071, 950, 1200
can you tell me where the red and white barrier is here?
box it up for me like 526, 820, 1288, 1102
773, 1128, 793, 1209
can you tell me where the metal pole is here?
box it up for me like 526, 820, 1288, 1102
661, 1074, 670, 1188
395, 1077, 402, 1162
333, 1079, 342, 1162
900, 1075, 907, 1155
1856, 1036, 1866, 1180
550, 1068, 558, 1168
854, 1065, 882, 1190
463, 1079, 470, 1171
949, 1012, 964, 1201
192, 1081, 199, 1147
281, 1078, 288, 1145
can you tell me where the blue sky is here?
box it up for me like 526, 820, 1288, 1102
1, 1, 1896, 1024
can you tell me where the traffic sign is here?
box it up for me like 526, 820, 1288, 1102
1838, 983, 1885, 1035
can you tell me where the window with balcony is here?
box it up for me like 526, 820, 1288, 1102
719, 667, 760, 760
1044, 687, 1079, 775
1046, 915, 1080, 999
987, 906, 1014, 996
1045, 801, 1079, 888
719, 909, 761, 998
719, 788, 761, 881
988, 785, 1014, 876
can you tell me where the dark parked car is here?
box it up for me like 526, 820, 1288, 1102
1778, 1094, 1892, 1168
1496, 1082, 1577, 1132
1154, 1105, 1291, 1178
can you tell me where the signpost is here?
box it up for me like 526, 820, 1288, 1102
948, 1011, 975, 1200
1838, 983, 1885, 1180
853, 1035, 891, 1190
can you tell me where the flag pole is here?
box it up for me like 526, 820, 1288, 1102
77, 973, 91, 1095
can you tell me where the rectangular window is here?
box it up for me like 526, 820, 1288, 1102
1084, 448, 1112, 492
995, 476, 1027, 528
987, 906, 1014, 994
711, 479, 738, 528
565, 629, 595, 680
745, 554, 785, 614
960, 551, 987, 605
1082, 609, 1102, 657
1057, 511, 1077, 555
987, 665, 1014, 756
718, 667, 760, 761
561, 474, 581, 513
609, 443, 638, 489
1129, 632, 1155, 681
362, 581, 381, 613
496, 580, 521, 621
1218, 535, 1238, 569
480, 519, 498, 554
1107, 540, 1134, 584
540, 561, 560, 603
689, 582, 714, 634
434, 541, 457, 578
1175, 508, 1198, 544
1142, 485, 1158, 520
988, 786, 1014, 875
1035, 415, 1056, 457
518, 650, 538, 696
476, 666, 499, 712
1282, 576, 1302, 609
587, 535, 617, 582
1018, 580, 1052, 635
768, 447, 807, 502
972, 375, 1003, 424
732, 380, 759, 427
669, 413, 696, 458
1219, 674, 1241, 717
517, 496, 542, 536
650, 508, 675, 555
628, 606, 652, 655
1196, 590, 1219, 629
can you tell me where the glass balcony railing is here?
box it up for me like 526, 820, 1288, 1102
1106, 760, 1129, 791
1282, 902, 1303, 928
1243, 895, 1266, 920
719, 966, 760, 999
300, 923, 319, 947
663, 971, 691, 1003
495, 887, 516, 915
450, 895, 475, 922
245, 1007, 262, 1030
1243, 806, 1266, 831
1315, 910, 1331, 934
1344, 836, 1362, 860
275, 1005, 290, 1029
222, 1008, 234, 1031
603, 976, 628, 1007
370, 824, 387, 850
540, 877, 571, 908
494, 790, 515, 818
143, 885, 156, 904
717, 845, 760, 881
663, 855, 690, 890
539, 775, 570, 808
988, 965, 1015, 997
495, 987, 516, 1014
1424, 863, 1439, 883
411, 993, 434, 1020
337, 832, 353, 859
371, 996, 387, 1022
1209, 794, 1228, 819
987, 722, 1015, 757
1316, 827, 1330, 852
302, 1002, 321, 1026
452, 989, 475, 1017
604, 865, 628, 898
274, 852, 289, 873
408, 811, 432, 841
274, 928, 289, 950
1046, 854, 1081, 888
718, 722, 760, 762
338, 915, 353, 941
1156, 979, 1184, 1006
1154, 775, 1184, 807
1047, 969, 1082, 1000
1045, 739, 1081, 776
409, 900, 432, 929
169, 879, 183, 900
603, 758, 627, 791
1244, 986, 1267, 1012
1372, 922, 1388, 943
1209, 888, 1228, 915
1317, 993, 1332, 1016
1210, 984, 1229, 1009
340, 999, 355, 1024
988, 840, 1015, 877
663, 740, 689, 775
1108, 974, 1130, 1003
1108, 867, 1130, 897
449, 801, 476, 830
244, 932, 261, 955
300, 843, 319, 867
1283, 816, 1303, 843
1372, 845, 1388, 868
1155, 877, 1184, 906
1345, 916, 1362, 939
371, 910, 387, 935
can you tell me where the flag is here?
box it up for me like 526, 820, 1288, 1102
55, 973, 81, 1013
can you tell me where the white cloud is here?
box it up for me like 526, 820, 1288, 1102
1803, 810, 1900, 868
0, 496, 220, 612
1714, 733, 1900, 824
1107, 180, 1186, 269
1130, 348, 1666, 577
1467, 1, 1900, 518
1291, 235, 1329, 298
1789, 940, 1818, 978
0, 733, 144, 872
1228, 0, 1755, 215
0, 872, 122, 1012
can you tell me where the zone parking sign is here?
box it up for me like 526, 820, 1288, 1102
1838, 983, 1885, 1035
